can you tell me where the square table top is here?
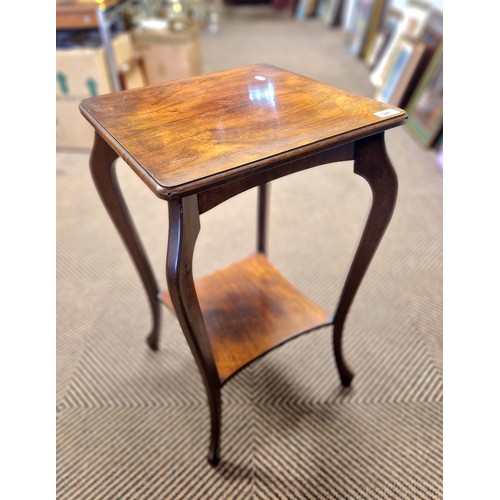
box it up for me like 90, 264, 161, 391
80, 63, 406, 197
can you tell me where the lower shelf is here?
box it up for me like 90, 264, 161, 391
160, 253, 332, 383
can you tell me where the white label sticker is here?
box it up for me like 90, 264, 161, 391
374, 108, 400, 118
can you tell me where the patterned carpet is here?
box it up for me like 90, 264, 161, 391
56, 8, 443, 499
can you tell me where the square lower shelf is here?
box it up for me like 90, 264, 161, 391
160, 253, 332, 383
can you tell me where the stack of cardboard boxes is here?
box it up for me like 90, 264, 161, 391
56, 21, 203, 150
132, 21, 202, 85
56, 32, 145, 149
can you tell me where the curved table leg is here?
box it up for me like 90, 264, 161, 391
89, 132, 161, 350
166, 195, 222, 466
333, 132, 398, 387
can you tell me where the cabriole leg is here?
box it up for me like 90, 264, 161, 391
333, 132, 398, 387
89, 132, 161, 350
166, 195, 222, 465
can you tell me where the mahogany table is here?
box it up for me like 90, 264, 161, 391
80, 63, 407, 465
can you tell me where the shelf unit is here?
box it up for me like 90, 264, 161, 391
161, 253, 332, 383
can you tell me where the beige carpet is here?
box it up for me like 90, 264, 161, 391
57, 6, 442, 498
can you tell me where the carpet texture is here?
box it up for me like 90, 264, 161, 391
57, 7, 443, 498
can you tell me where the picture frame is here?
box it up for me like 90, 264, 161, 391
370, 0, 431, 87
420, 9, 443, 50
359, 0, 388, 59
374, 35, 428, 107
364, 6, 403, 69
344, 0, 379, 57
321, 0, 343, 26
294, 0, 316, 20
405, 43, 443, 148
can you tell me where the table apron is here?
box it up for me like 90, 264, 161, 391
197, 141, 355, 214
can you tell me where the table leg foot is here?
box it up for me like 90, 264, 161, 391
207, 393, 222, 466
332, 132, 398, 387
89, 132, 162, 349
208, 451, 220, 466
146, 329, 160, 351
333, 321, 354, 387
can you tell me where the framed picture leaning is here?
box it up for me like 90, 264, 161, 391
405, 42, 443, 147
374, 35, 427, 107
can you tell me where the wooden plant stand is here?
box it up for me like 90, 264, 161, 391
80, 64, 406, 465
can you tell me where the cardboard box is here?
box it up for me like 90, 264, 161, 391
132, 24, 203, 85
56, 31, 145, 150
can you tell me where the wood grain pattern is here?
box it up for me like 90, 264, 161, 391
161, 253, 332, 383
80, 64, 406, 198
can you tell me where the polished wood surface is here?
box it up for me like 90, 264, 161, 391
161, 253, 331, 383
80, 64, 406, 198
